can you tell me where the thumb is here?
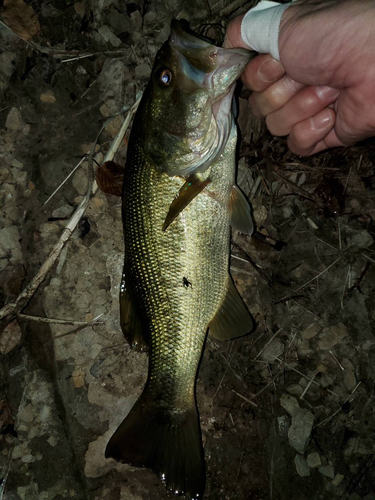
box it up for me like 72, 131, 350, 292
226, 1, 293, 57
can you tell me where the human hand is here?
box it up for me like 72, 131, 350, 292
225, 0, 375, 155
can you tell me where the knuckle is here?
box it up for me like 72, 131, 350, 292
291, 121, 314, 149
266, 114, 287, 136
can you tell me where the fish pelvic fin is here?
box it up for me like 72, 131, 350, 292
105, 389, 205, 500
229, 185, 254, 236
163, 175, 211, 231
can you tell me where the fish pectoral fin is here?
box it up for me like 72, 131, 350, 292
120, 268, 148, 351
95, 160, 125, 197
209, 275, 254, 340
105, 389, 205, 500
229, 185, 254, 235
162, 175, 211, 231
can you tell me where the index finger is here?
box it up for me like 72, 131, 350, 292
242, 53, 285, 92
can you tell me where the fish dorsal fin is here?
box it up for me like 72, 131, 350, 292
95, 161, 125, 196
162, 175, 211, 231
120, 267, 148, 351
229, 185, 254, 235
209, 275, 254, 340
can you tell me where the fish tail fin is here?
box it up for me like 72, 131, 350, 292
105, 389, 205, 500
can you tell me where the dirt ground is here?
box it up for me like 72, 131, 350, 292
1, 1, 375, 500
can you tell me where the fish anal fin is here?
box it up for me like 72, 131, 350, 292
96, 161, 125, 196
105, 389, 205, 499
229, 185, 254, 235
120, 268, 148, 351
209, 275, 254, 340
163, 175, 211, 231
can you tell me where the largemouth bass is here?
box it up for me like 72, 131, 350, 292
104, 20, 255, 500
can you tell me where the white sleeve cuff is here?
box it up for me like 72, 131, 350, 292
241, 0, 293, 60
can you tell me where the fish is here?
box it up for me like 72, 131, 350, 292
103, 20, 255, 500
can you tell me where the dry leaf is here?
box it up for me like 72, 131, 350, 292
2, 0, 41, 41
0, 319, 22, 354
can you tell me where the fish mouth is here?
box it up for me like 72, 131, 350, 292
170, 19, 253, 96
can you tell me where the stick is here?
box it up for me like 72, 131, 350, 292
17, 313, 105, 326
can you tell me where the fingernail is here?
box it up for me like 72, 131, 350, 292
315, 86, 340, 100
311, 112, 333, 130
284, 76, 303, 91
257, 58, 285, 82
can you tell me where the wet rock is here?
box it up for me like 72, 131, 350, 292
130, 10, 142, 29
280, 394, 300, 417
135, 63, 152, 80
0, 51, 16, 78
319, 465, 335, 479
294, 454, 310, 477
0, 226, 22, 263
98, 25, 122, 47
0, 319, 22, 354
307, 452, 321, 468
105, 115, 123, 137
318, 332, 338, 350
349, 229, 374, 248
73, 167, 88, 195
41, 3, 61, 17
277, 415, 290, 438
332, 473, 344, 486
302, 323, 321, 340
52, 205, 74, 218
5, 107, 24, 131
107, 9, 131, 35
330, 323, 347, 339
288, 408, 314, 453
260, 337, 284, 362
72, 368, 86, 388
287, 384, 303, 396
40, 89, 56, 103
253, 205, 268, 226
343, 370, 357, 391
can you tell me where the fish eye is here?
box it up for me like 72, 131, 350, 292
158, 69, 172, 87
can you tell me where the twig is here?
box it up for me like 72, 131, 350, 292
271, 356, 339, 397
341, 265, 351, 309
0, 97, 141, 322
17, 313, 105, 326
344, 262, 371, 298
328, 350, 345, 371
362, 253, 375, 264
316, 381, 361, 427
253, 329, 281, 361
277, 256, 342, 303
300, 373, 316, 400
232, 389, 258, 408
211, 343, 234, 406
343, 166, 352, 194
44, 155, 87, 206
232, 241, 273, 287
273, 170, 324, 207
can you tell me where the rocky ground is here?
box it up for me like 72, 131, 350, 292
0, 1, 375, 499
